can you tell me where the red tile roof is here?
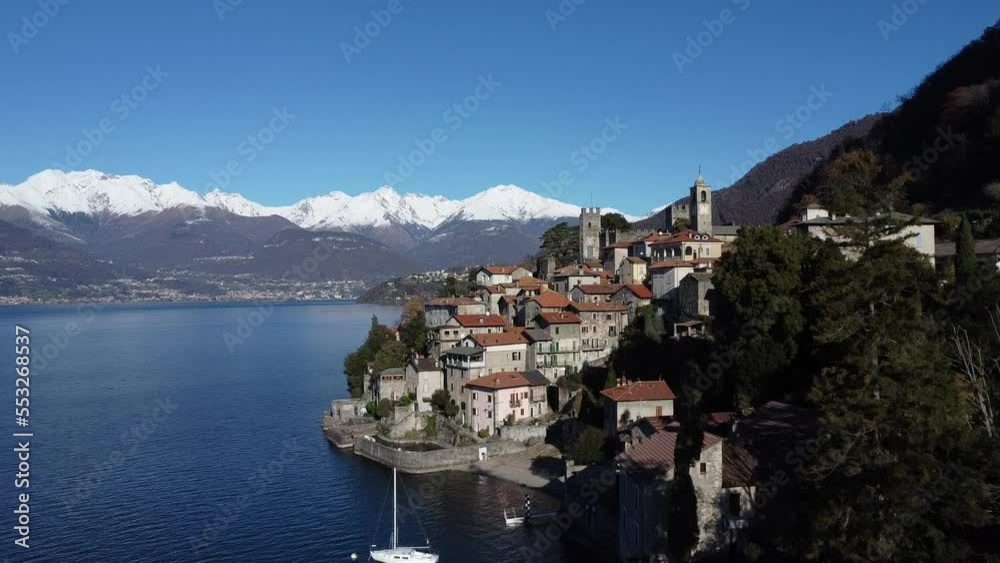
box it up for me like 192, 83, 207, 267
450, 314, 507, 328
570, 301, 627, 313
618, 423, 722, 472
600, 380, 676, 402
617, 284, 653, 299
466, 371, 540, 390
468, 331, 528, 347
625, 256, 647, 264
482, 285, 506, 294
573, 283, 623, 295
536, 311, 582, 325
531, 291, 571, 309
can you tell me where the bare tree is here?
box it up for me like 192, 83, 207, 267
949, 306, 1000, 438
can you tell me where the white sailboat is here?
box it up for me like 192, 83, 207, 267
369, 467, 439, 562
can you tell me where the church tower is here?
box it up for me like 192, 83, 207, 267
579, 207, 601, 262
689, 175, 712, 234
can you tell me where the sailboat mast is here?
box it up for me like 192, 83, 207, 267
392, 467, 398, 550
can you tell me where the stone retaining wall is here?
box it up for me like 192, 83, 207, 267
498, 424, 548, 443
353, 435, 526, 474
323, 414, 378, 448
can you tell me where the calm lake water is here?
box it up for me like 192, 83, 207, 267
0, 301, 572, 562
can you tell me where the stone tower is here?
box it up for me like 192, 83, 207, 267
690, 175, 712, 234
579, 207, 601, 262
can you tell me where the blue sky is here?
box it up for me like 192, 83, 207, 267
1, 0, 996, 215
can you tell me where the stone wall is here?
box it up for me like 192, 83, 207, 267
323, 413, 378, 448
499, 424, 548, 443
353, 435, 526, 474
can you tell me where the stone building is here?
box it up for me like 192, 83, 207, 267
618, 256, 648, 285
616, 402, 816, 561
552, 265, 602, 295
570, 283, 623, 304
649, 230, 724, 262
612, 284, 654, 321
429, 314, 507, 359
678, 272, 716, 319
375, 367, 407, 402
580, 207, 603, 262
475, 265, 532, 286
424, 297, 487, 328
534, 312, 583, 372
569, 301, 628, 362
405, 357, 443, 412
691, 175, 713, 234
522, 290, 572, 327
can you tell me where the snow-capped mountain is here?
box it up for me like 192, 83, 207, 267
1, 170, 641, 232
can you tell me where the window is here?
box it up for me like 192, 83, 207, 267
699, 462, 707, 475
523, 392, 528, 398
520, 409, 524, 416
555, 327, 560, 336
487, 396, 492, 403
473, 408, 477, 415
700, 190, 707, 203
512, 352, 521, 361
728, 492, 741, 515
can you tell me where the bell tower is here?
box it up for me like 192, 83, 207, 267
579, 207, 601, 262
689, 175, 712, 234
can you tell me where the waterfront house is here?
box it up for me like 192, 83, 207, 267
429, 314, 507, 359
568, 301, 628, 362
466, 370, 551, 436
600, 380, 675, 441
405, 357, 444, 412
533, 312, 583, 372
475, 265, 532, 287
617, 256, 648, 285
570, 283, 623, 304
424, 297, 487, 328
375, 367, 407, 402
443, 346, 487, 423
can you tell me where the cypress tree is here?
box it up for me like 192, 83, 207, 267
955, 214, 977, 286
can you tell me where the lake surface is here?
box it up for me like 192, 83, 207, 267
0, 301, 572, 562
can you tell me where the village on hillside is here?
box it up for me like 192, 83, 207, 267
325, 171, 1000, 561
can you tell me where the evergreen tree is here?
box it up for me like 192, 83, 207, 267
601, 212, 631, 232
955, 213, 977, 286
540, 222, 580, 266
343, 315, 391, 397
372, 339, 408, 373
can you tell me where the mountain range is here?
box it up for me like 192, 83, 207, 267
0, 170, 644, 289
